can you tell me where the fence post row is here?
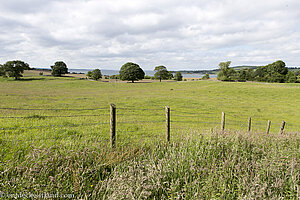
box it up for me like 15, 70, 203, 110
165, 106, 170, 142
221, 112, 225, 133
110, 103, 116, 148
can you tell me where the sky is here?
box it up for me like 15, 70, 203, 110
0, 0, 299, 70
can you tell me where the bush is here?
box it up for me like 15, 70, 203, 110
202, 73, 210, 80
87, 69, 102, 80
174, 72, 183, 81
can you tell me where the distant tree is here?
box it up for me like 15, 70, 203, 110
285, 71, 297, 83
86, 71, 92, 79
110, 74, 119, 79
87, 69, 102, 80
254, 60, 288, 83
154, 66, 171, 82
202, 73, 210, 80
119, 62, 145, 83
174, 72, 183, 81
3, 60, 29, 80
0, 64, 5, 76
254, 66, 268, 82
168, 71, 174, 79
51, 61, 68, 77
217, 61, 236, 81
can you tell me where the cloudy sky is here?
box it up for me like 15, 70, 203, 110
0, 0, 299, 70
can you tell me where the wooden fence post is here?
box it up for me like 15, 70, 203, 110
266, 120, 271, 134
221, 112, 225, 134
165, 106, 170, 142
248, 117, 251, 132
110, 103, 116, 148
279, 121, 285, 134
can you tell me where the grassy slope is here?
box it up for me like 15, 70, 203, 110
0, 72, 299, 199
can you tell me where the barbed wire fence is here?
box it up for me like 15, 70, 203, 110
0, 105, 299, 148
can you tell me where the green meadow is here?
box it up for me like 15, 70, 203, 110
0, 71, 299, 199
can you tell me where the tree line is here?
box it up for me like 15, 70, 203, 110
217, 60, 300, 83
0, 60, 69, 79
1, 59, 299, 83
87, 62, 183, 82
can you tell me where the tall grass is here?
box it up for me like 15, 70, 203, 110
1, 131, 299, 199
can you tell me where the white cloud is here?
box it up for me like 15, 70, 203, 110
0, 0, 299, 70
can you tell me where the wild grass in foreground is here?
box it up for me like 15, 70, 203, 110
1, 131, 299, 199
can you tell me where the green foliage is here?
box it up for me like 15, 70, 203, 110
201, 73, 210, 80
87, 69, 102, 80
0, 64, 5, 76
110, 74, 119, 79
217, 60, 293, 83
237, 69, 255, 82
2, 60, 29, 80
174, 72, 183, 81
154, 65, 171, 82
119, 62, 145, 83
254, 60, 289, 83
285, 71, 297, 83
217, 61, 237, 81
51, 61, 68, 77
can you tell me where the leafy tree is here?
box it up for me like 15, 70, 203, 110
217, 61, 236, 81
154, 66, 171, 82
285, 71, 297, 83
174, 72, 183, 81
3, 60, 29, 80
86, 71, 92, 79
119, 62, 145, 83
51, 61, 68, 77
202, 73, 210, 80
254, 60, 288, 83
0, 64, 5, 76
254, 66, 268, 82
87, 69, 102, 80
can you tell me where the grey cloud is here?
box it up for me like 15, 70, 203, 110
0, 0, 300, 69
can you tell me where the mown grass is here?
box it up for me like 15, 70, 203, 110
0, 72, 299, 199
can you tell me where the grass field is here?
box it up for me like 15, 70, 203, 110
0, 71, 299, 199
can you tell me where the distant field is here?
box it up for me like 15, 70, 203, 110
0, 71, 299, 199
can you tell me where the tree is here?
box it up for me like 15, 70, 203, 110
174, 72, 183, 81
51, 61, 68, 77
0, 64, 5, 76
217, 61, 236, 81
202, 73, 210, 80
254, 60, 288, 83
87, 69, 102, 80
154, 66, 171, 82
3, 60, 29, 80
119, 62, 145, 83
285, 71, 297, 83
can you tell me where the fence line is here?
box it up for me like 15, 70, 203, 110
0, 114, 110, 119
0, 107, 107, 111
1, 104, 298, 148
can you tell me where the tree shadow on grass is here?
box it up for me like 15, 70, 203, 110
15, 78, 46, 81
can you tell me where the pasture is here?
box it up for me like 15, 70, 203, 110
0, 71, 299, 199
